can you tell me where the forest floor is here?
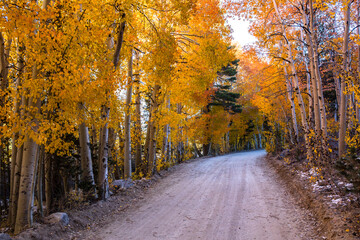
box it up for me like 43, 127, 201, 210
14, 150, 356, 240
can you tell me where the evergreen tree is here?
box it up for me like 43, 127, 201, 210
209, 59, 241, 114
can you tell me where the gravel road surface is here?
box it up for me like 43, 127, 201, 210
82, 150, 316, 240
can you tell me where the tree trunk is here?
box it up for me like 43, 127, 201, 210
9, 43, 24, 227
253, 134, 258, 149
193, 141, 202, 158
134, 77, 142, 175
334, 72, 341, 122
124, 49, 133, 179
14, 62, 42, 233
147, 85, 160, 176
14, 137, 39, 234
338, 1, 352, 159
0, 35, 11, 214
257, 125, 262, 149
36, 146, 44, 218
309, 0, 327, 138
283, 64, 299, 142
300, 28, 314, 128
108, 128, 117, 180
78, 117, 95, 191
300, 3, 321, 136
97, 17, 126, 199
162, 96, 170, 162
202, 143, 210, 156
44, 153, 51, 216
97, 105, 110, 200
273, 0, 311, 158
176, 103, 183, 163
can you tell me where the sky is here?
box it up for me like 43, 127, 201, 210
227, 18, 257, 47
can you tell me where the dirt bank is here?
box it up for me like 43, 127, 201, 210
267, 154, 359, 240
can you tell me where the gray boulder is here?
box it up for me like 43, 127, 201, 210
0, 233, 12, 240
44, 212, 69, 226
111, 179, 134, 189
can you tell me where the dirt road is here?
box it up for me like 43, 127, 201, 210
81, 150, 317, 240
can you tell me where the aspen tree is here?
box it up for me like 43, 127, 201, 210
124, 49, 133, 179
98, 15, 126, 200
338, 0, 352, 159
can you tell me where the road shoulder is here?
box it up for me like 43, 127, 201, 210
266, 154, 358, 240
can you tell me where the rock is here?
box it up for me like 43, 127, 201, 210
0, 233, 12, 240
111, 179, 134, 189
44, 212, 69, 226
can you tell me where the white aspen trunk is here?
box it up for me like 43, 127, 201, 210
176, 103, 183, 162
253, 134, 258, 150
124, 49, 133, 179
11, 144, 23, 225
9, 43, 23, 227
273, 0, 311, 157
36, 146, 44, 217
14, 137, 39, 234
309, 0, 327, 138
284, 65, 299, 142
78, 107, 95, 189
97, 18, 126, 199
144, 116, 151, 170
162, 96, 170, 161
14, 62, 42, 234
300, 2, 321, 136
256, 125, 262, 149
334, 72, 341, 119
300, 29, 314, 127
258, 133, 262, 149
273, 0, 308, 131
338, 1, 352, 159
14, 2, 52, 229
147, 85, 159, 175
280, 104, 294, 145
98, 105, 109, 200
134, 79, 142, 175
167, 127, 172, 161
286, 38, 308, 133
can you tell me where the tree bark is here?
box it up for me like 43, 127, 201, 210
309, 0, 327, 138
300, 2, 321, 136
283, 64, 299, 143
147, 85, 160, 176
273, 0, 311, 158
338, 1, 352, 159
36, 146, 44, 218
124, 49, 134, 179
44, 153, 51, 216
0, 33, 13, 224
97, 17, 126, 199
78, 104, 96, 191
162, 96, 170, 162
176, 103, 183, 163
97, 105, 110, 200
134, 77, 142, 175
14, 137, 39, 234
14, 61, 42, 233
